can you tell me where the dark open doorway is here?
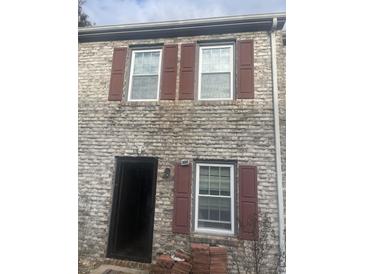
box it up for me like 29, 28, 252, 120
107, 157, 158, 263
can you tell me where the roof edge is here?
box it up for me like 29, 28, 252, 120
78, 12, 286, 43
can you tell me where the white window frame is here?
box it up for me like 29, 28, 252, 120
194, 163, 235, 235
128, 49, 162, 102
198, 44, 234, 101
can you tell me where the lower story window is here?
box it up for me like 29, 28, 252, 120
195, 163, 234, 234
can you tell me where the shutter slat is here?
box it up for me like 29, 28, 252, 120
108, 48, 127, 101
179, 43, 196, 100
161, 44, 178, 100
172, 163, 192, 234
236, 40, 254, 99
239, 165, 258, 240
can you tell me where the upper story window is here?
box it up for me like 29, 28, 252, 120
195, 163, 234, 235
198, 45, 234, 100
128, 49, 162, 101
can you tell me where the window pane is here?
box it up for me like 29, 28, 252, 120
199, 176, 209, 194
199, 165, 231, 196
220, 167, 230, 177
130, 75, 158, 100
198, 221, 231, 230
198, 196, 209, 219
220, 177, 230, 196
209, 197, 220, 221
200, 166, 209, 175
198, 196, 231, 228
210, 166, 219, 176
133, 51, 160, 75
220, 198, 231, 222
210, 176, 220, 196
210, 166, 220, 195
201, 47, 231, 73
220, 167, 231, 196
201, 73, 230, 99
199, 166, 209, 194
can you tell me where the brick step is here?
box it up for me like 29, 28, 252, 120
151, 244, 228, 274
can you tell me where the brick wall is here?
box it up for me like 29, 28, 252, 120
78, 30, 285, 273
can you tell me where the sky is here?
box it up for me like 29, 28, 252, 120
84, 0, 286, 26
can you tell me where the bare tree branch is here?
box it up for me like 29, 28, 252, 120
239, 212, 285, 274
78, 0, 93, 27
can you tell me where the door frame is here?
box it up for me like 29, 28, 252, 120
106, 156, 158, 263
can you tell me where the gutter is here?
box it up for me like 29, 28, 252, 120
270, 17, 285, 261
78, 12, 286, 42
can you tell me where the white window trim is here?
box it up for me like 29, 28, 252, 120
194, 163, 235, 235
128, 49, 162, 102
198, 44, 234, 101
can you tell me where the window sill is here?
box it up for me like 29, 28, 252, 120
128, 99, 159, 102
193, 100, 238, 106
120, 101, 161, 106
194, 229, 234, 237
115, 99, 244, 106
190, 232, 240, 246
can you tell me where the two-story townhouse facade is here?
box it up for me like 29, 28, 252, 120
78, 13, 286, 274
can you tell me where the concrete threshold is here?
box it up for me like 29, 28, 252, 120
90, 264, 149, 274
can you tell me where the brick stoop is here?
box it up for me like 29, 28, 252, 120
151, 249, 193, 274
150, 244, 228, 274
209, 246, 228, 274
191, 243, 210, 274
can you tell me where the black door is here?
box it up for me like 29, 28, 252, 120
107, 157, 158, 263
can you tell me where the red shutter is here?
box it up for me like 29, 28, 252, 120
239, 165, 258, 240
236, 40, 254, 99
179, 43, 196, 100
172, 163, 192, 234
108, 48, 127, 101
160, 44, 178, 100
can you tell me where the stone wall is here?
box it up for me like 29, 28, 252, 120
276, 30, 286, 229
78, 30, 285, 273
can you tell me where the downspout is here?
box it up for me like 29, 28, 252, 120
270, 17, 285, 257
